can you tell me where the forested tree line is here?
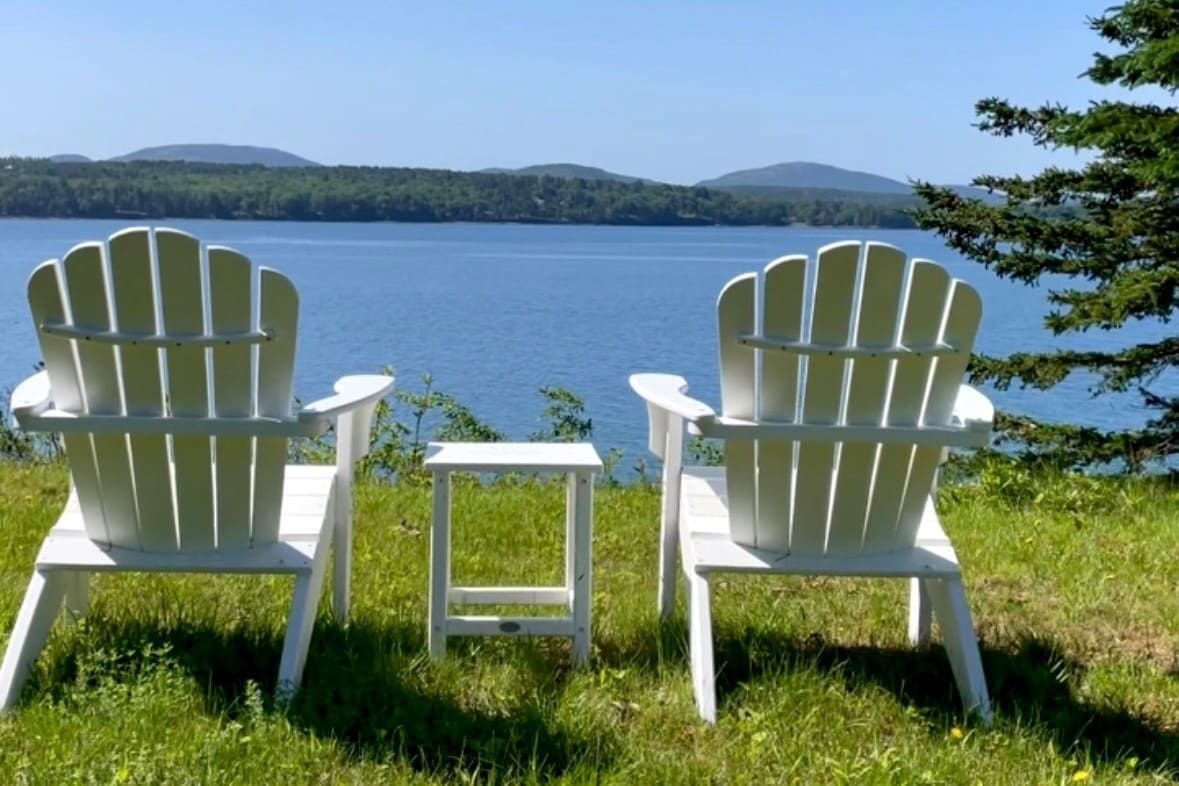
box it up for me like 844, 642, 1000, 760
0, 159, 919, 228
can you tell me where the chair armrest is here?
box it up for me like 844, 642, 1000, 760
299, 374, 394, 467
629, 373, 716, 423
950, 384, 994, 432
297, 374, 394, 426
10, 370, 52, 425
11, 371, 394, 440
629, 373, 716, 460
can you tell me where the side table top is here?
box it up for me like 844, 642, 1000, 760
424, 441, 603, 473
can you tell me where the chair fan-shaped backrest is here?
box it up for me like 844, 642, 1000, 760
27, 227, 299, 553
717, 241, 981, 557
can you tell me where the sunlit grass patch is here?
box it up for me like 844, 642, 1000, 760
0, 461, 1177, 783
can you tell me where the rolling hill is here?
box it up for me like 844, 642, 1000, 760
110, 144, 319, 167
480, 163, 646, 183
697, 162, 912, 194
697, 161, 1001, 203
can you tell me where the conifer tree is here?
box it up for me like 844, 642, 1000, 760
914, 0, 1179, 469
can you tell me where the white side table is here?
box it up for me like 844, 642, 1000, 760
424, 441, 603, 664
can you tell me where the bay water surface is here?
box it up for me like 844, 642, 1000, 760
0, 219, 1156, 467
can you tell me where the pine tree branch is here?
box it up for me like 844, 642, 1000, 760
993, 410, 1176, 470
970, 338, 1179, 396
912, 0, 1179, 470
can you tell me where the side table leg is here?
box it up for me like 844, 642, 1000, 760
564, 472, 576, 614
429, 471, 451, 660
571, 471, 593, 665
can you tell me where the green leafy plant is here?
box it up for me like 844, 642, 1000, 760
686, 436, 724, 467
913, 0, 1179, 471
529, 387, 594, 443
293, 372, 633, 483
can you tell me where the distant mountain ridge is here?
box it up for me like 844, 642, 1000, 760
487, 160, 998, 201
697, 161, 1000, 202
40, 147, 1000, 202
109, 144, 319, 167
697, 162, 913, 194
480, 163, 645, 183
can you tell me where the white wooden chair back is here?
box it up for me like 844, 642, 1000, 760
717, 241, 981, 557
27, 227, 299, 553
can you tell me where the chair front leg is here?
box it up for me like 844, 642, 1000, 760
0, 570, 68, 711
925, 577, 992, 725
276, 562, 329, 706
657, 414, 684, 620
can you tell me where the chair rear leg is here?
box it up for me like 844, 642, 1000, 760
275, 565, 328, 705
64, 571, 89, 622
0, 570, 68, 711
686, 569, 717, 723
907, 577, 931, 646
925, 577, 992, 725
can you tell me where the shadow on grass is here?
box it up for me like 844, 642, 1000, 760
679, 623, 1179, 771
32, 608, 1179, 775
37, 615, 606, 781
593, 613, 1179, 768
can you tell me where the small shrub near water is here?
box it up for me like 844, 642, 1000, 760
285, 369, 628, 486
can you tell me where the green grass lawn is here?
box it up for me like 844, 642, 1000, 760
0, 460, 1178, 784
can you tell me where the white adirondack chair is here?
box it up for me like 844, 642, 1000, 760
631, 241, 994, 724
0, 227, 393, 710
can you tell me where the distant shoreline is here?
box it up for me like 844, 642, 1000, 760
0, 215, 917, 230
0, 159, 922, 230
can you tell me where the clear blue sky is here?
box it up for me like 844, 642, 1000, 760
0, 1, 1138, 185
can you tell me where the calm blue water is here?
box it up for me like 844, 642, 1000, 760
0, 218, 1159, 465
